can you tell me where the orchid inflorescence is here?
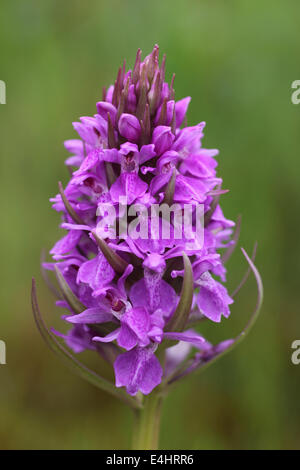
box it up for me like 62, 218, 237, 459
32, 45, 262, 413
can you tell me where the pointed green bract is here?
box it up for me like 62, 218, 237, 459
58, 181, 85, 225
92, 232, 128, 275
104, 162, 117, 188
54, 265, 86, 314
204, 185, 221, 227
41, 249, 62, 300
166, 252, 193, 333
162, 169, 176, 206
222, 215, 241, 264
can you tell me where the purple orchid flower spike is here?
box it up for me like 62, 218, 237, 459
32, 45, 263, 450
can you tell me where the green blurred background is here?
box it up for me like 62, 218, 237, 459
0, 0, 300, 449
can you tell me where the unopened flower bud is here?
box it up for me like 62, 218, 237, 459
118, 113, 141, 142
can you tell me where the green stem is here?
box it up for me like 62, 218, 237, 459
132, 392, 164, 450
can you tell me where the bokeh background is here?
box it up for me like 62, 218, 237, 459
0, 0, 300, 449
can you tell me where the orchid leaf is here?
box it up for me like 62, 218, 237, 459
167, 247, 263, 385
31, 279, 142, 410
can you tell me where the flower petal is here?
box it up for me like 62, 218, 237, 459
114, 346, 163, 396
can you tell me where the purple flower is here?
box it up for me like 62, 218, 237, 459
38, 45, 251, 399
